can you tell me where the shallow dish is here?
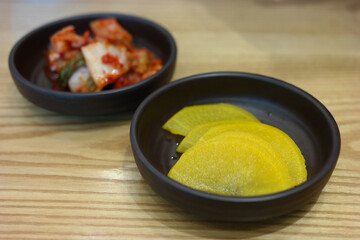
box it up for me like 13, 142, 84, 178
9, 13, 177, 116
130, 72, 341, 221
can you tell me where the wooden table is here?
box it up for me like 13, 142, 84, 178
1, 0, 359, 239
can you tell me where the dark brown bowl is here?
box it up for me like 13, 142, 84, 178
9, 13, 177, 116
130, 72, 341, 221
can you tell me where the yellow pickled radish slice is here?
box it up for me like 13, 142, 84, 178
168, 132, 294, 196
198, 122, 307, 186
176, 119, 254, 153
162, 103, 259, 136
202, 131, 295, 186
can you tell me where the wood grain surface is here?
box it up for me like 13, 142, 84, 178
1, 0, 359, 239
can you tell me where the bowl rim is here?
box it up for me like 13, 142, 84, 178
8, 12, 177, 99
130, 71, 341, 203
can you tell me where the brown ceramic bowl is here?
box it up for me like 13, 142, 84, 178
130, 72, 341, 221
9, 13, 177, 116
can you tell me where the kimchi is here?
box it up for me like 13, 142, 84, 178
45, 18, 163, 93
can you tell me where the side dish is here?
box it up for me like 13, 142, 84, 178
45, 18, 163, 92
162, 103, 307, 197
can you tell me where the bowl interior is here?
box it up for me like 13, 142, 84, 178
12, 13, 174, 90
134, 72, 340, 184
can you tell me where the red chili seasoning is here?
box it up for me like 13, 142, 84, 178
101, 53, 123, 69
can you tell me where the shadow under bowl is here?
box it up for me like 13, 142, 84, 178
130, 72, 341, 221
9, 13, 177, 116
